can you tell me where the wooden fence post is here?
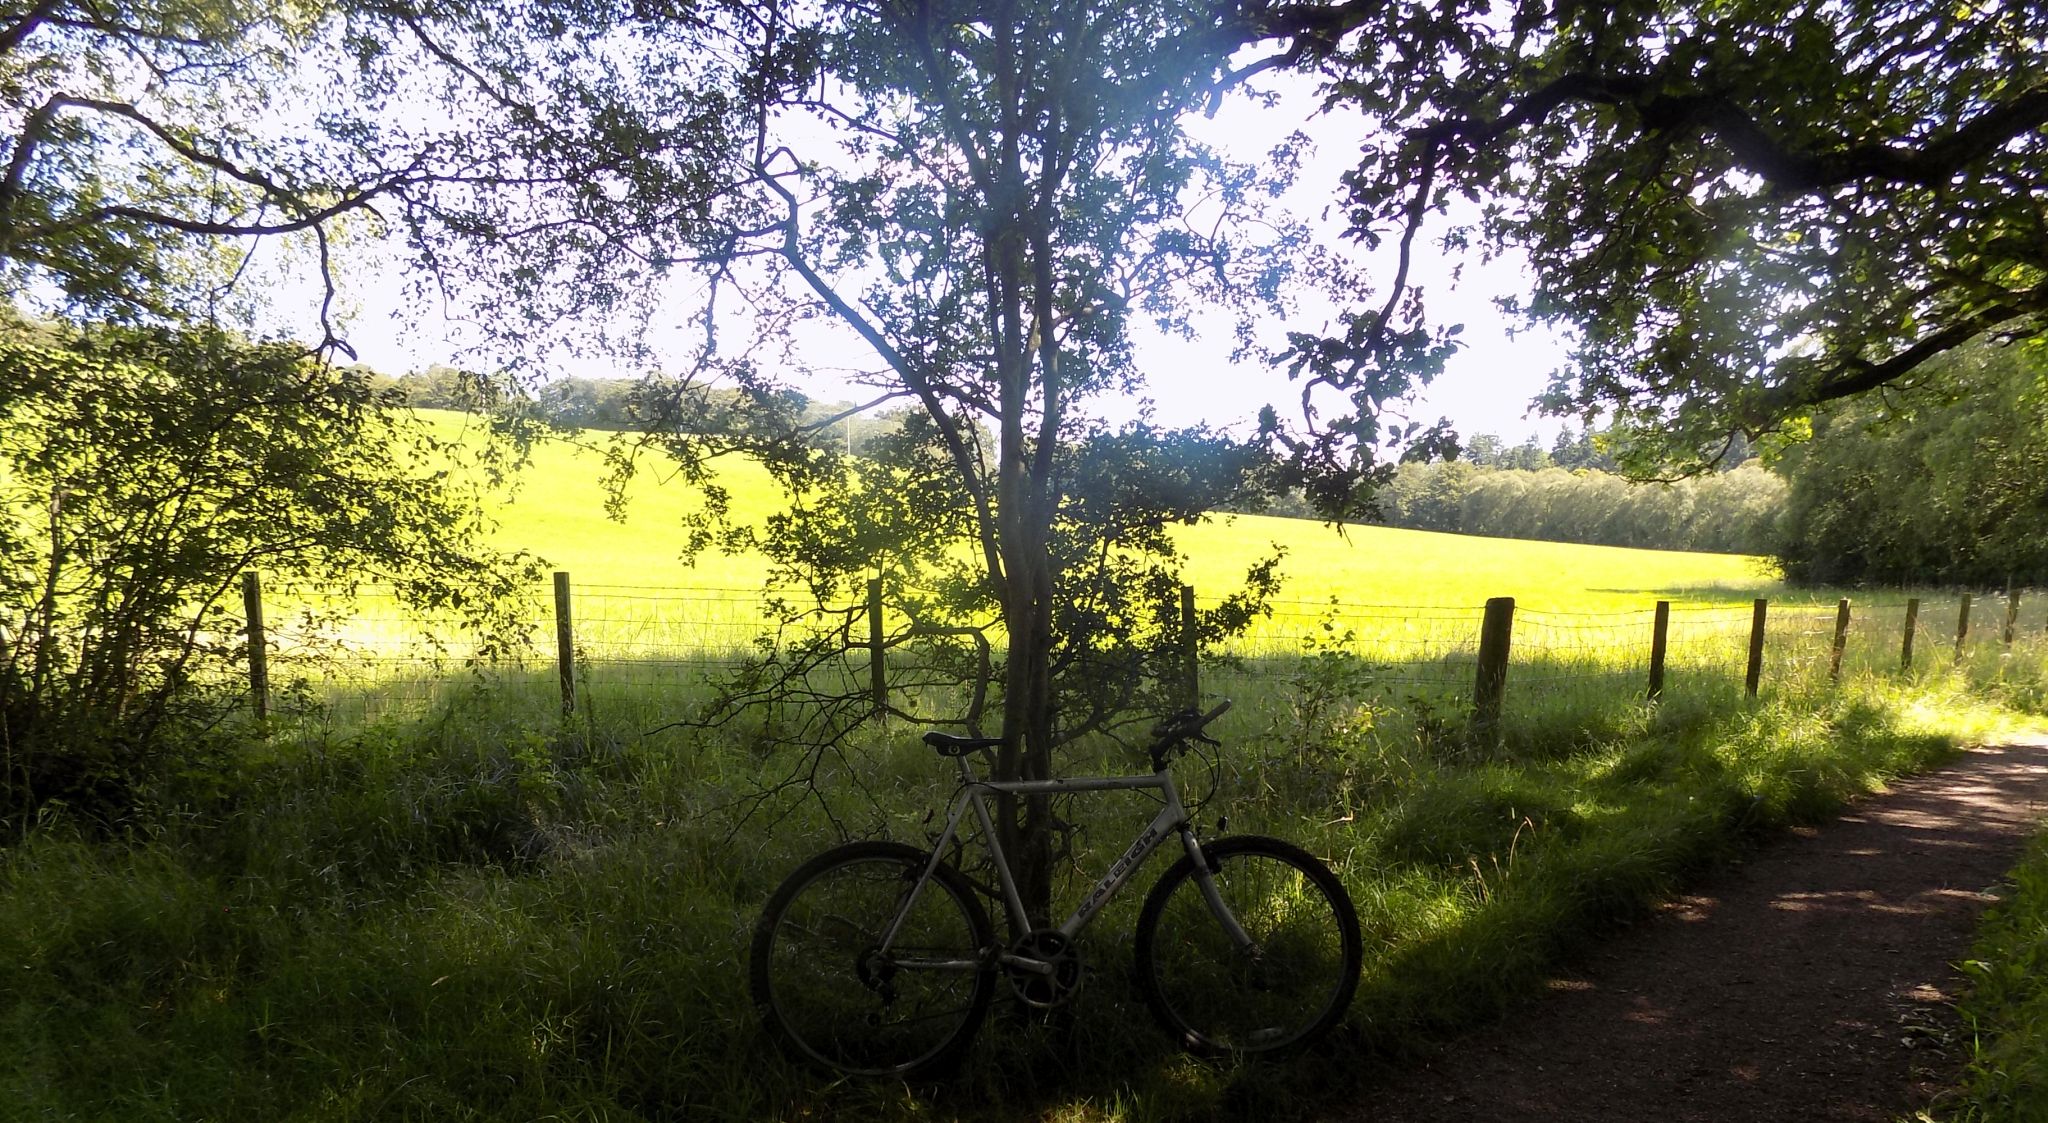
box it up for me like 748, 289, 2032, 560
1829, 598, 1851, 682
1647, 600, 1670, 700
553, 571, 575, 716
1901, 598, 1920, 671
1955, 594, 1973, 664
869, 577, 887, 716
242, 571, 268, 721
1180, 584, 1200, 707
2004, 590, 2022, 648
1473, 596, 1515, 739
1745, 598, 1768, 698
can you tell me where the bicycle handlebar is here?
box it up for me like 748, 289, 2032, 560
1146, 699, 1232, 766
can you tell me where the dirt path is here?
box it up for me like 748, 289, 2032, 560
1334, 738, 2048, 1123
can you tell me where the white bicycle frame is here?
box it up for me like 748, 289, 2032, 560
879, 749, 1255, 977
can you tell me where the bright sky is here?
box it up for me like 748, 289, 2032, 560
1121, 77, 1574, 445
337, 73, 1574, 449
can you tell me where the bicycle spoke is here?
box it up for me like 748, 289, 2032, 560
751, 843, 994, 1076
1135, 836, 1361, 1056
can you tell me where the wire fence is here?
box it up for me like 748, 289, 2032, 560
260, 581, 541, 731
241, 574, 2048, 736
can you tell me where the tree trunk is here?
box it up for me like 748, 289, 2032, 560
1001, 537, 1058, 925
993, 396, 1060, 923
988, 210, 1063, 923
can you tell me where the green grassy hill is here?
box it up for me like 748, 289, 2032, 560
430, 410, 1781, 612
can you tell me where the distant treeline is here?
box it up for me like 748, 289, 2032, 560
375, 366, 656, 431
1372, 458, 1786, 556
1371, 338, 2048, 578
1246, 426, 1784, 556
372, 366, 920, 453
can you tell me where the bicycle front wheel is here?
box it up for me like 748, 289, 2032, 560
749, 840, 994, 1077
1134, 835, 1361, 1057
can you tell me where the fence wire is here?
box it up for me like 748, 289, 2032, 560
1223, 597, 1485, 694
257, 582, 537, 728
232, 578, 2048, 736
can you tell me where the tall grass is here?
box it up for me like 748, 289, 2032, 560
4, 640, 2042, 1121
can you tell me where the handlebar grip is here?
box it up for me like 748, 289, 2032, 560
1150, 699, 1232, 742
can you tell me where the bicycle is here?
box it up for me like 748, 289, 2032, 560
748, 700, 1362, 1077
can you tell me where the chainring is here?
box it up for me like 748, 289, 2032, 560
1005, 928, 1085, 1008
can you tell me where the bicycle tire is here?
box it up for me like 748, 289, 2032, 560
1133, 834, 1362, 1057
750, 840, 995, 1077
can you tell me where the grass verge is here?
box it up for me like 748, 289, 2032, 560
1927, 830, 2048, 1122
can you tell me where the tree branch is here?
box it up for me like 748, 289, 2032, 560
1768, 289, 2047, 417
755, 154, 1008, 594
0, 0, 59, 56
54, 96, 302, 196
28, 188, 400, 241
1426, 71, 2048, 195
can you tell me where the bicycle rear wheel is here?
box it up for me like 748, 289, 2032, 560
1134, 835, 1361, 1057
750, 840, 994, 1076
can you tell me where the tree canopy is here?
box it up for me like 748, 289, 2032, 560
1296, 0, 2048, 477
0, 0, 748, 352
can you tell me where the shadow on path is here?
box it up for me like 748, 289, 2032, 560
1335, 739, 2048, 1123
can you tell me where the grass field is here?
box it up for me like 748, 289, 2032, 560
279, 410, 1790, 689
270, 412, 2026, 743
431, 410, 1778, 610
7, 410, 2046, 1123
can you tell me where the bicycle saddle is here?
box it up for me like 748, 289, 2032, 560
922, 731, 1006, 756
